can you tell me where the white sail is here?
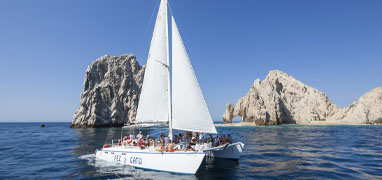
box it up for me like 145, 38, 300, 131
96, 3, 244, 175
171, 16, 217, 134
135, 0, 170, 123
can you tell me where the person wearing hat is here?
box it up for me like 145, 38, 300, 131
191, 136, 197, 145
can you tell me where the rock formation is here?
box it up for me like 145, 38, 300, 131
327, 87, 382, 124
223, 70, 382, 125
71, 54, 145, 128
223, 70, 338, 125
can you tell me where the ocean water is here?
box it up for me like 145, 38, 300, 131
0, 123, 381, 180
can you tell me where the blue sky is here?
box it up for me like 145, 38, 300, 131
0, 0, 381, 122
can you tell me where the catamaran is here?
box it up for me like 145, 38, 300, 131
95, 0, 244, 174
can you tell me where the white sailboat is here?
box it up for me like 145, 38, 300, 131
95, 0, 244, 174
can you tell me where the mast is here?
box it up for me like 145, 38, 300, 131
165, 0, 173, 140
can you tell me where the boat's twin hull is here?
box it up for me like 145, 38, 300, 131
95, 148, 205, 174
95, 142, 244, 174
208, 142, 245, 160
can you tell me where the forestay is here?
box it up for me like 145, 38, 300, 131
171, 16, 217, 134
135, 0, 170, 123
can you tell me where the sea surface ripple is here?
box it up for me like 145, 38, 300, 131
0, 123, 381, 179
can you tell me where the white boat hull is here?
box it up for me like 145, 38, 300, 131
205, 142, 245, 160
95, 147, 205, 174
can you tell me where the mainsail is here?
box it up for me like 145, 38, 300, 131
97, 2, 243, 175
171, 16, 217, 134
135, 0, 170, 124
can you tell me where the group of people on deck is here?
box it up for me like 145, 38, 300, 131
118, 131, 233, 152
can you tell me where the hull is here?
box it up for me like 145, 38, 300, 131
95, 147, 205, 174
211, 142, 245, 160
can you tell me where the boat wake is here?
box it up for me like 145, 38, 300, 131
79, 153, 96, 161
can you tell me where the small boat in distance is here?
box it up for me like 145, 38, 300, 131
40, 123, 45, 127
95, 0, 244, 174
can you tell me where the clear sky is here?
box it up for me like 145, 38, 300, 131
0, 0, 381, 122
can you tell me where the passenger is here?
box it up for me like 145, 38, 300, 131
145, 135, 150, 146
215, 136, 220, 147
227, 134, 232, 144
174, 135, 179, 144
143, 137, 147, 148
177, 144, 184, 151
185, 143, 194, 152
137, 131, 143, 140
185, 131, 190, 143
178, 135, 183, 144
222, 135, 228, 145
220, 136, 225, 145
179, 133, 184, 142
208, 135, 214, 144
138, 137, 146, 149
198, 132, 203, 144
193, 132, 198, 144
164, 135, 169, 145
191, 136, 197, 145
146, 137, 150, 148
160, 134, 165, 152
167, 140, 174, 152
177, 135, 182, 144
150, 137, 156, 147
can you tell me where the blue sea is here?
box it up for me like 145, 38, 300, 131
0, 122, 381, 179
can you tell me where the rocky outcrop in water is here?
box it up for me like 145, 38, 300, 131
223, 70, 382, 125
71, 54, 145, 128
327, 87, 382, 124
223, 70, 338, 125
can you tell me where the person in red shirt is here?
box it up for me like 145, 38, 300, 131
138, 137, 146, 149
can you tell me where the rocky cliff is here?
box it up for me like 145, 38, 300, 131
71, 54, 145, 128
327, 87, 382, 124
223, 70, 382, 125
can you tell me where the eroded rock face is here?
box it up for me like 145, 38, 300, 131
223, 70, 339, 125
223, 70, 382, 125
71, 54, 145, 128
327, 87, 382, 124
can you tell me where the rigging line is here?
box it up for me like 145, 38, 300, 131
167, 0, 174, 17
138, 0, 160, 57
